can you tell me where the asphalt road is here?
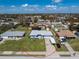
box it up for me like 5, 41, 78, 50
0, 56, 79, 59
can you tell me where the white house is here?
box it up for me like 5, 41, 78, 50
30, 30, 53, 38
0, 31, 25, 40
30, 30, 56, 44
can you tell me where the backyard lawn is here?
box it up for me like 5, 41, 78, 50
68, 39, 79, 51
0, 26, 46, 51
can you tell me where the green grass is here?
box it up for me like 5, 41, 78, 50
68, 39, 79, 51
54, 45, 68, 51
0, 39, 46, 51
0, 26, 46, 51
14, 25, 29, 31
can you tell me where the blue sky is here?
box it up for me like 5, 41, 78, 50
0, 0, 79, 14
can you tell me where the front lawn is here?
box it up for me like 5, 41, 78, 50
0, 26, 46, 51
0, 39, 46, 51
68, 39, 79, 51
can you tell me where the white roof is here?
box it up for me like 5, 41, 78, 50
30, 30, 53, 36
0, 31, 25, 37
44, 37, 56, 43
49, 37, 56, 43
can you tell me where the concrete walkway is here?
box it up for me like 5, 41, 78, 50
45, 39, 59, 57
63, 42, 76, 56
1, 51, 46, 56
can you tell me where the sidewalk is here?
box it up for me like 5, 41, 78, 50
45, 39, 59, 57
63, 42, 76, 56
1, 51, 46, 56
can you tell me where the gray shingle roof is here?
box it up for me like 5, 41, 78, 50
0, 31, 25, 37
30, 30, 53, 36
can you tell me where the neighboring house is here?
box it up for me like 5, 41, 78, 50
75, 32, 79, 37
52, 22, 62, 26
56, 30, 75, 41
1, 21, 19, 25
37, 19, 51, 30
37, 19, 51, 26
0, 31, 25, 40
51, 22, 68, 31
30, 19, 51, 30
0, 20, 5, 26
30, 30, 56, 44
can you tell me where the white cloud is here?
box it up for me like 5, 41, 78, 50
21, 4, 28, 7
46, 5, 56, 7
46, 5, 57, 9
11, 5, 16, 7
71, 5, 78, 7
59, 6, 68, 9
1, 5, 79, 13
53, 0, 62, 3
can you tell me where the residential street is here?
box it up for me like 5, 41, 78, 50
0, 56, 79, 59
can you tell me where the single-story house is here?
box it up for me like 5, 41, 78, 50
37, 19, 51, 28
30, 30, 53, 38
56, 30, 75, 40
30, 30, 56, 44
37, 19, 51, 26
0, 31, 25, 40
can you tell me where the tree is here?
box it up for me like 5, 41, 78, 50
41, 15, 46, 20
34, 17, 38, 23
